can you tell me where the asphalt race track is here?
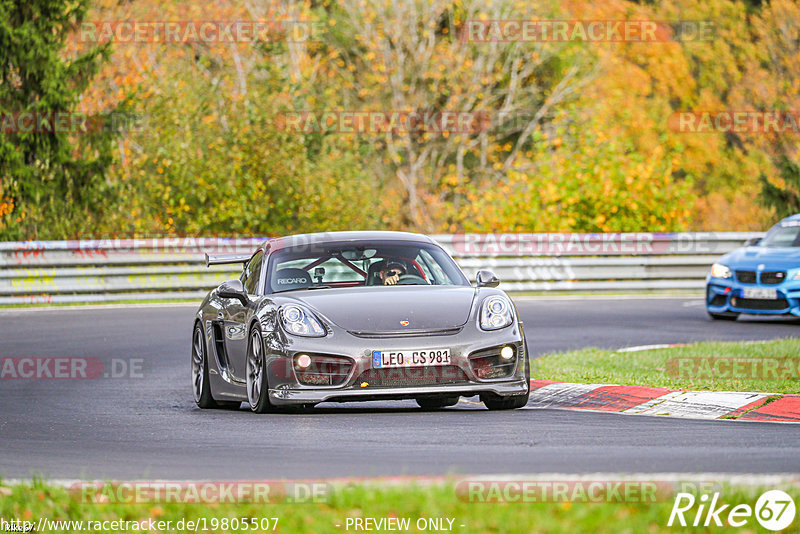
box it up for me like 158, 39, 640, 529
1, 298, 798, 479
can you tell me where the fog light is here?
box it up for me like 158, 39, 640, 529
295, 354, 312, 369
500, 346, 514, 360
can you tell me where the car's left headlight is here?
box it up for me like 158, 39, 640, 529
479, 296, 514, 330
280, 305, 326, 337
710, 263, 732, 279
793, 271, 800, 281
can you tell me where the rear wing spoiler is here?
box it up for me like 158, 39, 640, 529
205, 253, 251, 267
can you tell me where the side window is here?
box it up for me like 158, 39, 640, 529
243, 252, 264, 294
418, 249, 451, 284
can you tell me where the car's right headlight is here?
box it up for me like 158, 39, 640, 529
280, 305, 326, 337
479, 296, 513, 330
710, 263, 732, 279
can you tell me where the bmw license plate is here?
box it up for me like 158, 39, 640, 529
372, 349, 451, 369
743, 288, 777, 299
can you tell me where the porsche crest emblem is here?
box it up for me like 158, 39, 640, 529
399, 320, 409, 326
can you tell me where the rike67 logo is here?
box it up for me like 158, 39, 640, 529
668, 490, 796, 531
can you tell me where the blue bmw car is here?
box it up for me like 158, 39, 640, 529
706, 214, 800, 320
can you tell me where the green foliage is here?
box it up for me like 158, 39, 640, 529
453, 111, 693, 232
107, 47, 383, 237
760, 157, 800, 219
0, 0, 118, 239
1, 0, 798, 238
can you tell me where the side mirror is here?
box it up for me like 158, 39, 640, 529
476, 270, 500, 288
218, 279, 248, 305
744, 237, 762, 247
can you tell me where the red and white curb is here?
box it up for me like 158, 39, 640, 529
525, 380, 800, 423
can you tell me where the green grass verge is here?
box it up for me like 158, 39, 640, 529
532, 338, 800, 394
1, 480, 798, 533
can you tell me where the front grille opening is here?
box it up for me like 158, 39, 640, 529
357, 365, 468, 388
468, 345, 517, 379
760, 271, 786, 285
736, 270, 756, 284
709, 294, 727, 307
295, 355, 353, 386
730, 297, 789, 311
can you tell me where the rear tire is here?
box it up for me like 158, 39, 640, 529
192, 323, 241, 410
708, 311, 739, 321
481, 340, 531, 411
416, 396, 459, 410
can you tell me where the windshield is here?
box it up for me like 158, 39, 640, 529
267, 241, 469, 293
759, 220, 800, 248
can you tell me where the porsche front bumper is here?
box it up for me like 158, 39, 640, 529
261, 323, 529, 406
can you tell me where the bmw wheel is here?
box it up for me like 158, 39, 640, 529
708, 311, 740, 321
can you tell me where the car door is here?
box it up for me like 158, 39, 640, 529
223, 250, 263, 382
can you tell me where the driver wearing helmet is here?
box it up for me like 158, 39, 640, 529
378, 259, 407, 286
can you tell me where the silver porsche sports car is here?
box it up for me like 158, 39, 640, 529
191, 231, 530, 412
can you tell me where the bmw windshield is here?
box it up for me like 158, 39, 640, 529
759, 221, 800, 248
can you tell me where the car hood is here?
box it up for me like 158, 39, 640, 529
720, 246, 800, 271
282, 286, 477, 332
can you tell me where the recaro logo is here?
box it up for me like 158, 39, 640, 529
277, 278, 307, 284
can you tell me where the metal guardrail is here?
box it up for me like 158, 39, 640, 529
0, 233, 759, 304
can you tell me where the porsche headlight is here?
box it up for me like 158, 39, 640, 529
480, 296, 513, 331
793, 271, 800, 281
710, 263, 732, 279
280, 305, 326, 337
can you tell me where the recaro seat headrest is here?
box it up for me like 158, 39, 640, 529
271, 267, 312, 292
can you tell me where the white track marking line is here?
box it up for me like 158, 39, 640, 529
616, 338, 781, 353
616, 344, 685, 353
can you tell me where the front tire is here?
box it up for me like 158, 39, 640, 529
247, 325, 275, 413
708, 311, 739, 321
416, 396, 460, 410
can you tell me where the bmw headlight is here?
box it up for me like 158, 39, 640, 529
710, 263, 732, 279
480, 296, 513, 331
280, 305, 326, 337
